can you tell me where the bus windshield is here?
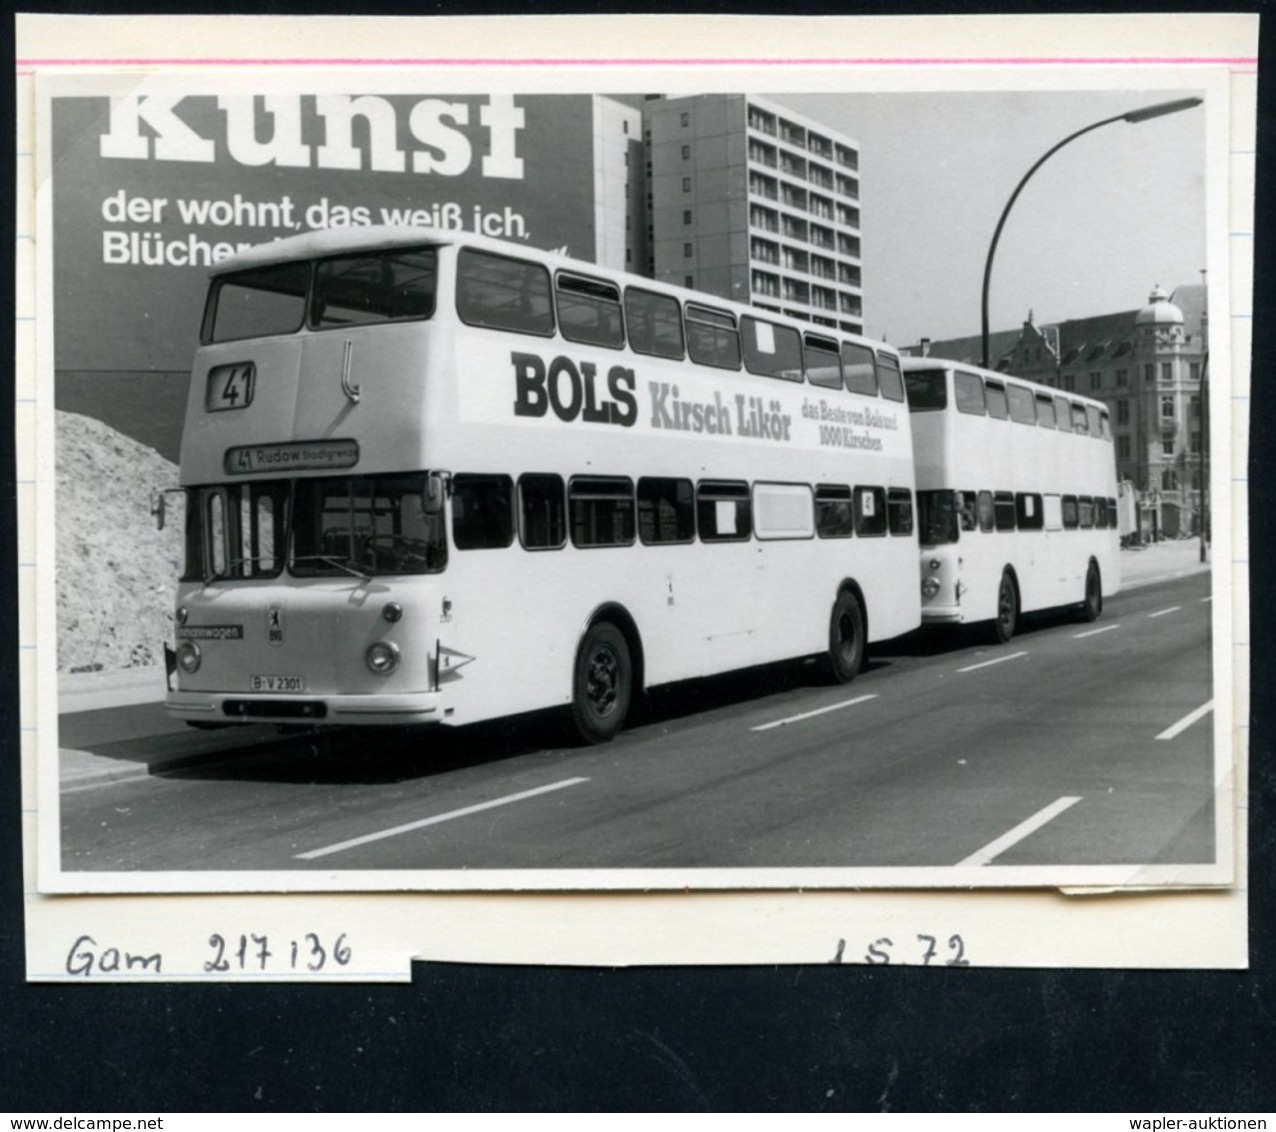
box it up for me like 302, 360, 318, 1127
291, 473, 447, 577
904, 368, 947, 411
917, 489, 959, 545
205, 247, 438, 342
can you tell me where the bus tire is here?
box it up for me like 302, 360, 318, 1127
993, 570, 1018, 643
824, 590, 866, 684
571, 621, 632, 745
1079, 561, 1103, 622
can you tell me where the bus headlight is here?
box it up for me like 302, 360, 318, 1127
366, 640, 401, 675
176, 641, 202, 673
921, 577, 941, 599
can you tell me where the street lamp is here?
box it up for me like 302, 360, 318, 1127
980, 97, 1203, 369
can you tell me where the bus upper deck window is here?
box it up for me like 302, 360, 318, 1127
1035, 394, 1057, 428
803, 336, 841, 390
742, 317, 803, 381
625, 288, 685, 360
556, 273, 624, 350
954, 371, 985, 415
984, 381, 1010, 420
310, 248, 437, 329
842, 342, 877, 396
686, 304, 741, 371
877, 354, 905, 402
1086, 405, 1103, 437
457, 248, 554, 336
206, 262, 309, 343
1071, 403, 1090, 434
1007, 384, 1036, 424
1054, 396, 1073, 432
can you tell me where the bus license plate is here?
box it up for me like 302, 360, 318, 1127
250, 675, 306, 693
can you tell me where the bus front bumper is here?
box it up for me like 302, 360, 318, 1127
166, 690, 445, 727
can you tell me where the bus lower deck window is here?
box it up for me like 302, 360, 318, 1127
697, 481, 751, 541
887, 488, 914, 536
518, 473, 566, 549
569, 476, 635, 548
1015, 492, 1044, 530
638, 477, 695, 544
452, 474, 514, 550
854, 486, 887, 537
815, 484, 854, 538
994, 491, 1016, 531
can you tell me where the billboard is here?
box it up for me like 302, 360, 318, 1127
51, 92, 609, 375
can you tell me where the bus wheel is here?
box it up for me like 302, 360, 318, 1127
571, 621, 632, 744
824, 590, 865, 684
1079, 561, 1103, 622
993, 571, 1018, 643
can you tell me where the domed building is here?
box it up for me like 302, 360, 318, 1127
907, 282, 1208, 541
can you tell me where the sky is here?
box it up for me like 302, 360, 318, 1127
772, 89, 1207, 348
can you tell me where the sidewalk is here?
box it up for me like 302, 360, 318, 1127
1118, 538, 1213, 589
58, 664, 169, 715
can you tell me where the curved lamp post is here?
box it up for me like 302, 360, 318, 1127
980, 97, 1203, 369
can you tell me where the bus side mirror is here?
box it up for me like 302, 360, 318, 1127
151, 487, 184, 531
423, 472, 448, 516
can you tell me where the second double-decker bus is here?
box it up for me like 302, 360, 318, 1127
159, 227, 920, 743
902, 356, 1120, 642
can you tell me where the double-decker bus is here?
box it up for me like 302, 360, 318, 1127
901, 356, 1120, 642
158, 227, 920, 743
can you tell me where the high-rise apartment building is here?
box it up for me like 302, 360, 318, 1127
643, 94, 865, 335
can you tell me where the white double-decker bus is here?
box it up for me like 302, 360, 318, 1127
159, 228, 920, 743
902, 356, 1120, 642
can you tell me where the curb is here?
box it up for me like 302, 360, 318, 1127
59, 729, 305, 790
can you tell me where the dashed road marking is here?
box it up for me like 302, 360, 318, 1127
1156, 700, 1214, 741
956, 651, 1028, 674
295, 777, 590, 860
752, 694, 878, 732
1073, 624, 1120, 639
1148, 606, 1182, 618
957, 796, 1082, 867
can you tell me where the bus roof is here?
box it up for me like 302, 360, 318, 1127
209, 225, 457, 273
210, 226, 631, 279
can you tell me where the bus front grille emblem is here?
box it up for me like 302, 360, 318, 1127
266, 604, 285, 646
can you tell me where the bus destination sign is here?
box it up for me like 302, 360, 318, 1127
225, 439, 360, 475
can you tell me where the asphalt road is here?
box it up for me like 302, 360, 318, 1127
58, 571, 1214, 876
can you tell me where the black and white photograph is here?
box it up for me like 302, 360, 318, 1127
21, 15, 1249, 937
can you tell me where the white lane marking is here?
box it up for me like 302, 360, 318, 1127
1156, 700, 1214, 741
957, 796, 1082, 867
1148, 606, 1182, 618
295, 777, 590, 860
1201, 597, 1213, 603
751, 693, 878, 732
956, 650, 1028, 673
1073, 624, 1120, 639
